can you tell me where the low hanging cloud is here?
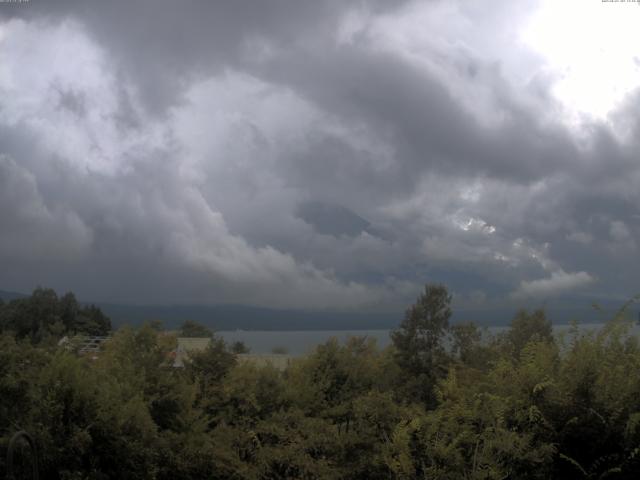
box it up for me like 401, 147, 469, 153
0, 155, 93, 260
511, 270, 595, 300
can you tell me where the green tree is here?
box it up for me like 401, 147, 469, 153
391, 284, 452, 406
450, 321, 481, 363
0, 288, 111, 342
76, 304, 112, 336
184, 336, 236, 416
179, 320, 213, 338
231, 340, 250, 354
59, 292, 79, 333
505, 309, 554, 358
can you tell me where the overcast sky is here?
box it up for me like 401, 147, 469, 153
0, 0, 639, 312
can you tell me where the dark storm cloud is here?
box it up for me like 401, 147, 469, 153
2, 0, 404, 114
296, 202, 370, 238
254, 46, 578, 184
0, 0, 638, 310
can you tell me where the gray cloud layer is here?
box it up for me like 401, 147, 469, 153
1, 0, 638, 311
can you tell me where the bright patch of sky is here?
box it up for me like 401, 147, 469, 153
522, 0, 640, 126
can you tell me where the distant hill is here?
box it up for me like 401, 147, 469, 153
96, 300, 638, 331
0, 289, 28, 301
2, 287, 637, 331
96, 303, 400, 331
1, 288, 402, 330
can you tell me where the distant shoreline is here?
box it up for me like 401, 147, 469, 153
215, 322, 640, 355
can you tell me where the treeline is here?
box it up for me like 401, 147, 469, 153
1, 285, 640, 478
0, 287, 111, 342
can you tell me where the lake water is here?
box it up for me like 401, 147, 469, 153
217, 322, 640, 355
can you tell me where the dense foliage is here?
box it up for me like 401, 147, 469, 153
1, 285, 640, 479
180, 320, 214, 339
0, 288, 111, 343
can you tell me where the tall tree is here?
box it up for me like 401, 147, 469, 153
179, 320, 213, 338
59, 292, 79, 333
76, 304, 112, 336
391, 283, 452, 407
506, 309, 553, 358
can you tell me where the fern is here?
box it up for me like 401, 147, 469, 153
559, 453, 588, 478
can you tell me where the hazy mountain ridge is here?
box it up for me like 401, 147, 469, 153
3, 288, 635, 331
0, 289, 28, 301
